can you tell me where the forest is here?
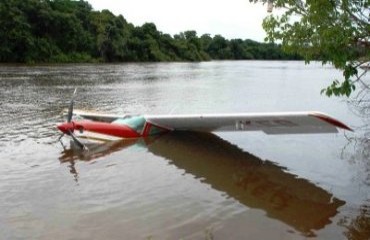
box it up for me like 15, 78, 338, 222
0, 0, 302, 63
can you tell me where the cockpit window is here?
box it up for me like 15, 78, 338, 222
113, 116, 146, 133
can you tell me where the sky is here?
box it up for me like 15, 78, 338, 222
86, 0, 270, 42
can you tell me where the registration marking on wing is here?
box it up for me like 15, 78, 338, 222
235, 119, 298, 130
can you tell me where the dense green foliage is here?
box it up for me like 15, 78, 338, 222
250, 0, 369, 97
0, 0, 300, 63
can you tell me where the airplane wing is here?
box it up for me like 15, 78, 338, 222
71, 109, 130, 122
145, 111, 352, 134
70, 110, 351, 135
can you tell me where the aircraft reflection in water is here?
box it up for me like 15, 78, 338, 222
59, 138, 139, 162
59, 139, 139, 182
59, 132, 345, 235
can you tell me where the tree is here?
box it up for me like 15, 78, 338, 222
0, 0, 303, 63
90, 10, 130, 61
250, 0, 369, 97
229, 39, 246, 59
207, 35, 232, 59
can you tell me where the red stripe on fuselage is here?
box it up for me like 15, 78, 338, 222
142, 122, 151, 137
74, 121, 141, 138
141, 122, 171, 137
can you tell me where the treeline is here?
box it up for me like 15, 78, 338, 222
0, 0, 301, 63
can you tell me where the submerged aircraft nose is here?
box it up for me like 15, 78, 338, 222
57, 123, 67, 134
57, 122, 74, 134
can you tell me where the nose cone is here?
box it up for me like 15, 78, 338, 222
57, 123, 67, 134
57, 122, 74, 134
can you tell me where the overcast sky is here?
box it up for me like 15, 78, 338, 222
86, 0, 269, 42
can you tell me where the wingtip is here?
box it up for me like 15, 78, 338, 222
310, 112, 353, 132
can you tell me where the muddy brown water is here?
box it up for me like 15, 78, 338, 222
0, 61, 369, 239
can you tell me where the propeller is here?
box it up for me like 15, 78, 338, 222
58, 88, 88, 151
67, 88, 77, 123
69, 129, 87, 150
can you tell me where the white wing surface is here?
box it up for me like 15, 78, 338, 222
71, 109, 130, 122
145, 111, 351, 134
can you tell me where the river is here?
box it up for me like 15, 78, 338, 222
0, 61, 369, 239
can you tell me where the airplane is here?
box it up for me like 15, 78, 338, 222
57, 89, 352, 150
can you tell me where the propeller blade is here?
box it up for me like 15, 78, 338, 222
58, 133, 65, 141
68, 130, 88, 150
67, 88, 77, 123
